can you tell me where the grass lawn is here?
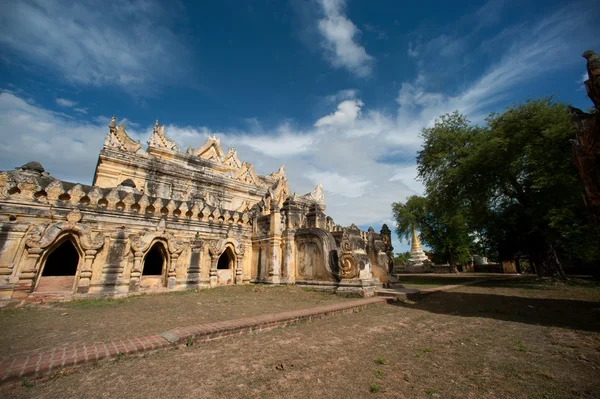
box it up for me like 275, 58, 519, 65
0, 285, 351, 359
3, 278, 599, 398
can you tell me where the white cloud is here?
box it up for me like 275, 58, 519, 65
325, 88, 358, 103
316, 0, 373, 77
407, 41, 419, 58
0, 0, 189, 94
314, 99, 363, 126
1, 1, 597, 246
56, 98, 77, 107
0, 92, 107, 183
235, 133, 314, 158
389, 3, 599, 146
582, 72, 588, 83
307, 170, 371, 198
389, 164, 424, 195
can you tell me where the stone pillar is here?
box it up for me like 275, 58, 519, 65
235, 255, 243, 285
0, 224, 28, 299
258, 243, 267, 281
209, 256, 218, 287
76, 249, 97, 294
281, 231, 294, 284
12, 248, 42, 299
186, 239, 203, 288
266, 205, 282, 284
128, 251, 144, 292
102, 232, 128, 291
167, 252, 179, 289
306, 203, 326, 229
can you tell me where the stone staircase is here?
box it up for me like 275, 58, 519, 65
26, 276, 75, 302
375, 284, 421, 300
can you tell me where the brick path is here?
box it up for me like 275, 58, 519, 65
0, 297, 387, 383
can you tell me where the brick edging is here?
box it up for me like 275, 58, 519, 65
0, 297, 387, 383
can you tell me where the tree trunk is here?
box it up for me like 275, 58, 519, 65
448, 250, 459, 273
531, 244, 566, 279
569, 51, 600, 227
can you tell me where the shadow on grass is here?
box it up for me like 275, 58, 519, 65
392, 288, 600, 332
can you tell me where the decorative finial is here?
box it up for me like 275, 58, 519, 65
154, 119, 159, 133
109, 115, 117, 129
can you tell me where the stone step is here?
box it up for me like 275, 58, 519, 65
27, 290, 73, 303
36, 276, 75, 292
375, 287, 420, 300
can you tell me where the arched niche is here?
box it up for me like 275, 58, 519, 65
216, 246, 235, 285
217, 247, 235, 269
36, 236, 82, 293
140, 241, 169, 289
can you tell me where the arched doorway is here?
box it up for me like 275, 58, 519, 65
37, 238, 80, 293
217, 247, 235, 285
141, 242, 168, 289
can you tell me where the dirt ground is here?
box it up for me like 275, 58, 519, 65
0, 285, 351, 359
394, 274, 499, 289
3, 278, 599, 399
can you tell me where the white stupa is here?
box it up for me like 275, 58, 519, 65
409, 227, 429, 266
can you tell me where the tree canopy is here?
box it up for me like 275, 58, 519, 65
392, 195, 471, 269
393, 98, 600, 277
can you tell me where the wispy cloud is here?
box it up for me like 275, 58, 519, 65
1, 0, 597, 254
363, 24, 388, 40
0, 0, 190, 95
0, 92, 107, 182
390, 2, 600, 147
307, 170, 371, 198
315, 0, 373, 77
56, 98, 77, 107
324, 88, 358, 103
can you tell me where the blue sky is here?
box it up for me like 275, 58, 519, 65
1, 0, 599, 252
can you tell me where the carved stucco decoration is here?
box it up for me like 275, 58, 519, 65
0, 173, 12, 198
25, 222, 105, 251
294, 228, 340, 280
339, 229, 359, 279
301, 183, 325, 205
148, 120, 178, 150
268, 177, 290, 208
188, 134, 224, 161
104, 116, 142, 153
207, 235, 244, 259
223, 147, 242, 168
231, 162, 262, 186
269, 165, 286, 180
66, 209, 82, 223
129, 231, 185, 256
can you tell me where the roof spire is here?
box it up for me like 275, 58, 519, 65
411, 226, 422, 251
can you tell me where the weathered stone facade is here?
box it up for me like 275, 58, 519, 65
0, 118, 393, 301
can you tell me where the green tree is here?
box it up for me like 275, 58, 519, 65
416, 99, 600, 278
394, 251, 411, 265
392, 195, 472, 269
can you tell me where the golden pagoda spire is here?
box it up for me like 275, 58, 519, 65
411, 226, 422, 251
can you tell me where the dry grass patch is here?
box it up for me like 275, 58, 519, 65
3, 278, 599, 398
0, 285, 351, 359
